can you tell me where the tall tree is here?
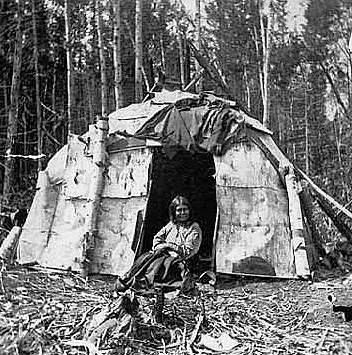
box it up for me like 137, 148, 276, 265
258, 0, 274, 128
96, 0, 108, 116
135, 0, 143, 102
302, 0, 350, 190
175, 18, 185, 89
2, 0, 23, 209
64, 0, 73, 133
195, 0, 203, 92
31, 0, 43, 171
113, 0, 123, 109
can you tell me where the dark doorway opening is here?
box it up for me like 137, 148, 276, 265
138, 148, 217, 261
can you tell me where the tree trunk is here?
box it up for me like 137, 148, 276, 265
176, 20, 185, 90
22, 111, 28, 178
289, 94, 296, 161
52, 61, 57, 112
195, 0, 203, 93
348, 33, 352, 107
124, 19, 150, 95
253, 24, 264, 107
333, 118, 343, 170
113, 0, 123, 109
304, 70, 309, 174
259, 0, 273, 129
87, 73, 95, 124
244, 65, 251, 110
96, 0, 108, 116
1, 0, 23, 211
135, 0, 143, 102
318, 61, 351, 121
184, 39, 191, 86
64, 0, 73, 133
31, 0, 42, 172
3, 86, 8, 114
160, 35, 166, 72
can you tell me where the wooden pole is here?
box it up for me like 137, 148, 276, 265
285, 168, 310, 279
81, 117, 109, 277
297, 167, 352, 221
188, 41, 231, 97
184, 69, 204, 91
299, 187, 326, 256
315, 194, 352, 244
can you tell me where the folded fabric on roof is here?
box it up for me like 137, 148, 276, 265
135, 98, 247, 156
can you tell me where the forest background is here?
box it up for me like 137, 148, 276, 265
0, 0, 352, 227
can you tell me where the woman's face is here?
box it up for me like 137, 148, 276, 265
175, 204, 190, 223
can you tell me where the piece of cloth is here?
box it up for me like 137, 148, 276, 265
115, 220, 202, 294
135, 100, 247, 156
152, 221, 202, 260
115, 249, 193, 294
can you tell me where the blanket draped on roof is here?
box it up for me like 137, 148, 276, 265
134, 98, 247, 156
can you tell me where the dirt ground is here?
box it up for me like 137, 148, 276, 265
0, 265, 352, 355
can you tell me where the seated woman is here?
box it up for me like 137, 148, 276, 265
115, 195, 202, 294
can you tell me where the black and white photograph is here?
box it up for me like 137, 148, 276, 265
1, 0, 352, 353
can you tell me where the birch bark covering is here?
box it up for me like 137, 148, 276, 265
96, 0, 108, 116
135, 0, 143, 102
64, 0, 73, 133
31, 0, 42, 172
214, 142, 294, 278
2, 1, 23, 209
113, 0, 123, 109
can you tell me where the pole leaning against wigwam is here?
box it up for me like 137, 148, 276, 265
81, 117, 109, 278
285, 167, 310, 279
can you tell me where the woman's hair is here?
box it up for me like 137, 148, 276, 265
168, 195, 192, 223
